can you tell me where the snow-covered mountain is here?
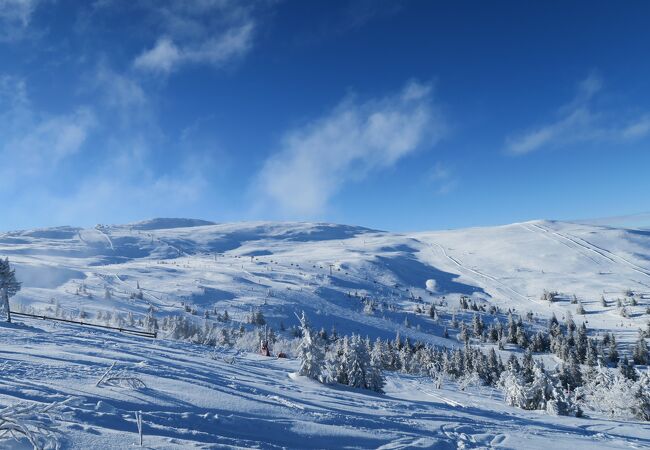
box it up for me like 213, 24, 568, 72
1, 218, 649, 448
5, 218, 650, 341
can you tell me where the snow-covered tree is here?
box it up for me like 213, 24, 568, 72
632, 330, 649, 365
499, 367, 529, 409
346, 334, 368, 389
576, 366, 650, 420
297, 312, 325, 382
0, 257, 21, 323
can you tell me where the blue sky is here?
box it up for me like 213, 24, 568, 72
0, 0, 649, 231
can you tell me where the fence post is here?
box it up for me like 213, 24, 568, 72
135, 411, 143, 446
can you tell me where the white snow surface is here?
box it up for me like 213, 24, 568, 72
1, 218, 650, 448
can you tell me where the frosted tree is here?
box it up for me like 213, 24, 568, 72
366, 341, 386, 393
325, 337, 347, 384
143, 307, 158, 333
297, 312, 325, 381
576, 366, 650, 420
428, 303, 437, 320
499, 367, 529, 409
632, 330, 649, 365
472, 314, 484, 338
346, 334, 367, 389
607, 335, 619, 365
0, 257, 21, 323
528, 362, 553, 410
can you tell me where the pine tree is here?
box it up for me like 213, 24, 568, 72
325, 337, 347, 384
346, 334, 366, 388
0, 258, 21, 323
516, 326, 529, 349
428, 303, 437, 320
367, 337, 386, 392
565, 312, 576, 334
576, 322, 588, 363
143, 307, 158, 332
472, 314, 484, 338
585, 338, 598, 367
608, 336, 619, 365
458, 322, 469, 344
499, 366, 529, 409
507, 312, 517, 343
618, 356, 637, 381
521, 348, 534, 383
398, 344, 412, 373
297, 312, 325, 381
632, 330, 649, 365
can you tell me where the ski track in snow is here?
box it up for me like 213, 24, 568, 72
426, 241, 535, 307
94, 226, 115, 251
530, 222, 650, 288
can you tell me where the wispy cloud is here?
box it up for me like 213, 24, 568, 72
505, 74, 650, 155
37, 151, 213, 225
253, 81, 446, 216
0, 75, 96, 185
0, 0, 42, 41
426, 162, 457, 195
131, 1, 257, 75
0, 70, 218, 227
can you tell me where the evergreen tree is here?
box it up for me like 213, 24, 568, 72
585, 338, 598, 367
472, 314, 484, 338
516, 326, 529, 349
521, 348, 534, 383
619, 356, 637, 381
367, 337, 386, 392
608, 336, 620, 365
346, 334, 367, 388
507, 312, 517, 344
576, 322, 588, 363
632, 330, 649, 365
297, 312, 325, 381
428, 303, 437, 320
324, 337, 345, 384
458, 322, 469, 344
0, 257, 21, 323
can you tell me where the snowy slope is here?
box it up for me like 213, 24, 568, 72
1, 218, 650, 448
1, 320, 648, 449
3, 218, 649, 345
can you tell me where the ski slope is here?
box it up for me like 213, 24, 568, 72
1, 217, 650, 448
1, 320, 648, 449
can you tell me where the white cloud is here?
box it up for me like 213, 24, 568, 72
254, 81, 446, 216
133, 37, 182, 74
505, 74, 650, 155
132, 2, 256, 74
622, 115, 650, 140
